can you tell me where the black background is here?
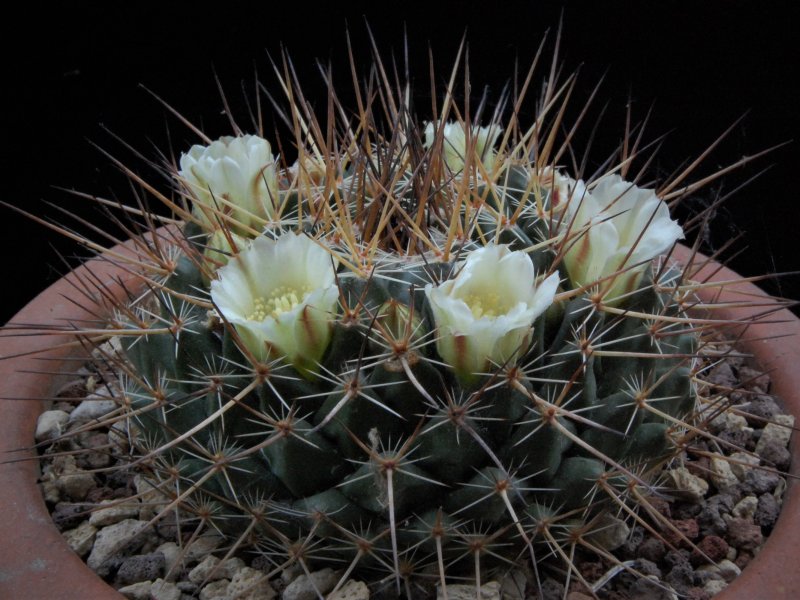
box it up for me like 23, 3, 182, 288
2, 1, 798, 323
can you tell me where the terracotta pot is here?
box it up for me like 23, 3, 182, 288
0, 243, 797, 599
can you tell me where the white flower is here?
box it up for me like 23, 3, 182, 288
424, 121, 502, 173
425, 245, 559, 383
201, 228, 249, 283
210, 233, 338, 376
560, 173, 684, 302
537, 167, 588, 216
179, 135, 278, 235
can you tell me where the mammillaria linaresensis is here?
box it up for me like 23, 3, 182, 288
46, 45, 771, 598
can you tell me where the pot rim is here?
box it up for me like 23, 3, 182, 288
0, 243, 797, 599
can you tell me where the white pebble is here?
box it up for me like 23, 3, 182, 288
68, 395, 118, 423
755, 414, 795, 456
150, 578, 182, 600
667, 467, 708, 502
283, 568, 338, 600
227, 566, 276, 599
118, 581, 153, 600
62, 521, 97, 557
729, 451, 760, 481
35, 410, 69, 441
732, 495, 758, 520
709, 456, 738, 489
89, 499, 140, 527
437, 581, 501, 600
327, 580, 370, 600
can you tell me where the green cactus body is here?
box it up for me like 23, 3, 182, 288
118, 125, 698, 592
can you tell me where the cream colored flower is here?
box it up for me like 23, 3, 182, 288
179, 135, 278, 235
210, 233, 338, 376
561, 173, 683, 301
201, 228, 249, 283
425, 245, 559, 383
424, 121, 502, 173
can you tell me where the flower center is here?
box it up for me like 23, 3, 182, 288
463, 292, 509, 319
248, 285, 310, 320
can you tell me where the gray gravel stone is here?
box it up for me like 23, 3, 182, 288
741, 469, 781, 495
109, 419, 139, 454
628, 576, 678, 600
709, 457, 738, 489
176, 581, 198, 593
693, 567, 724, 585
755, 414, 795, 456
39, 477, 61, 504
117, 551, 165, 585
437, 581, 501, 600
534, 579, 565, 600
51, 502, 87, 531
499, 569, 526, 600
156, 541, 183, 576
59, 471, 97, 501
728, 451, 760, 481
62, 521, 97, 557
732, 495, 758, 520
35, 409, 70, 442
188, 555, 244, 584
327, 580, 369, 600
638, 538, 667, 562
755, 492, 781, 528
118, 581, 153, 600
185, 532, 224, 563
710, 410, 747, 433
68, 393, 118, 423
664, 562, 693, 593
199, 579, 230, 600
86, 519, 148, 576
587, 515, 630, 551
756, 440, 791, 469
89, 499, 141, 527
189, 556, 222, 584
227, 566, 276, 599
704, 579, 728, 595
716, 559, 742, 582
150, 578, 182, 600
740, 395, 781, 424
283, 568, 338, 600
667, 467, 709, 503
52, 456, 97, 501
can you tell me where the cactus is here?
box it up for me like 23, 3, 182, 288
18, 38, 788, 598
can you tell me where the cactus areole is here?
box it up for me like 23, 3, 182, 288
3, 47, 793, 598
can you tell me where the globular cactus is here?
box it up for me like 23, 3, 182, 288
45, 45, 748, 597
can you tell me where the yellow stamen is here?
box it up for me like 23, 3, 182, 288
464, 292, 508, 319
248, 285, 310, 320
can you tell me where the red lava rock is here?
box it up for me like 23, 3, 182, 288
685, 587, 712, 600
686, 456, 710, 478
691, 535, 729, 565
577, 561, 605, 581
55, 378, 89, 399
725, 517, 764, 551
663, 518, 700, 548
637, 537, 667, 562
85, 486, 115, 503
647, 496, 672, 518
735, 550, 754, 570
